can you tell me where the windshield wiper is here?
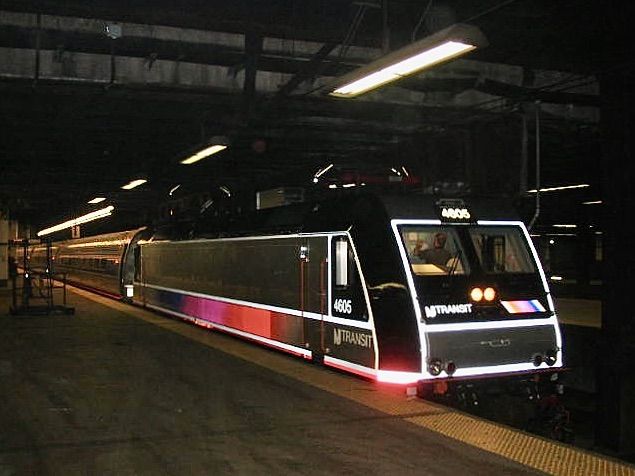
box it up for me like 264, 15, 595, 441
448, 248, 463, 276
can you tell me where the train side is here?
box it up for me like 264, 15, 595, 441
133, 233, 376, 372
31, 193, 563, 386
28, 228, 146, 298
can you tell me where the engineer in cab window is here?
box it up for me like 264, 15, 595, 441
420, 232, 452, 267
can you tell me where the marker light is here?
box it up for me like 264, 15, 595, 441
545, 349, 558, 366
329, 24, 486, 98
445, 361, 457, 376
428, 359, 443, 376
483, 287, 496, 302
470, 287, 484, 302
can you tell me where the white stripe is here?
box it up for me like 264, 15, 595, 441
142, 231, 347, 247
323, 356, 377, 376
140, 282, 374, 330
424, 319, 556, 333
146, 303, 313, 358
376, 369, 423, 384
339, 232, 379, 369
390, 219, 427, 363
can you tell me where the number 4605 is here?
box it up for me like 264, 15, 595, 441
333, 299, 352, 314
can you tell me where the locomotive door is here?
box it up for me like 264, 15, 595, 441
327, 235, 375, 368
299, 236, 328, 357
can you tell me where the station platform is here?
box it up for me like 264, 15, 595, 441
1, 286, 632, 475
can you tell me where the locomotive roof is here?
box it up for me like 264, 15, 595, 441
189, 191, 523, 239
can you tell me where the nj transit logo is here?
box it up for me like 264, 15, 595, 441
424, 303, 473, 319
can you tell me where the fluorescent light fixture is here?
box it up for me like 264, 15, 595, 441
68, 239, 126, 248
314, 163, 334, 179
583, 200, 602, 205
121, 179, 147, 190
37, 205, 114, 237
329, 23, 486, 98
550, 276, 563, 281
87, 197, 106, 204
527, 184, 590, 193
553, 224, 577, 228
180, 144, 227, 165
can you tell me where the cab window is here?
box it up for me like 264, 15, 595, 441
468, 227, 535, 273
400, 226, 467, 276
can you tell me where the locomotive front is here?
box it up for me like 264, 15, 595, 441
390, 198, 563, 383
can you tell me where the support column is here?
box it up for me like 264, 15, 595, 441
0, 214, 8, 288
596, 62, 635, 453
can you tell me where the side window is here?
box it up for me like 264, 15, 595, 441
334, 236, 354, 288
331, 236, 366, 321
134, 246, 141, 281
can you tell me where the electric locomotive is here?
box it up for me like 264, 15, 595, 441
31, 192, 563, 388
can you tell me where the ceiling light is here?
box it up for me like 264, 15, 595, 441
583, 200, 602, 205
181, 144, 227, 165
329, 23, 486, 98
121, 179, 147, 190
314, 163, 334, 179
526, 184, 590, 193
37, 205, 114, 237
87, 197, 106, 204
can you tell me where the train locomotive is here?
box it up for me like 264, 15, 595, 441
28, 192, 563, 391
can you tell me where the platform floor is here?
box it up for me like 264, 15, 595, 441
0, 287, 632, 475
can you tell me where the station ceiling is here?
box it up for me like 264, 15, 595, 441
0, 0, 610, 234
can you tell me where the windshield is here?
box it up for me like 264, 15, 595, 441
399, 224, 535, 276
468, 226, 535, 274
400, 226, 468, 276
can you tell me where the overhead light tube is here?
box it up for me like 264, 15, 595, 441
329, 23, 487, 98
121, 179, 147, 190
181, 144, 227, 165
37, 205, 114, 237
526, 184, 590, 193
87, 197, 106, 204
